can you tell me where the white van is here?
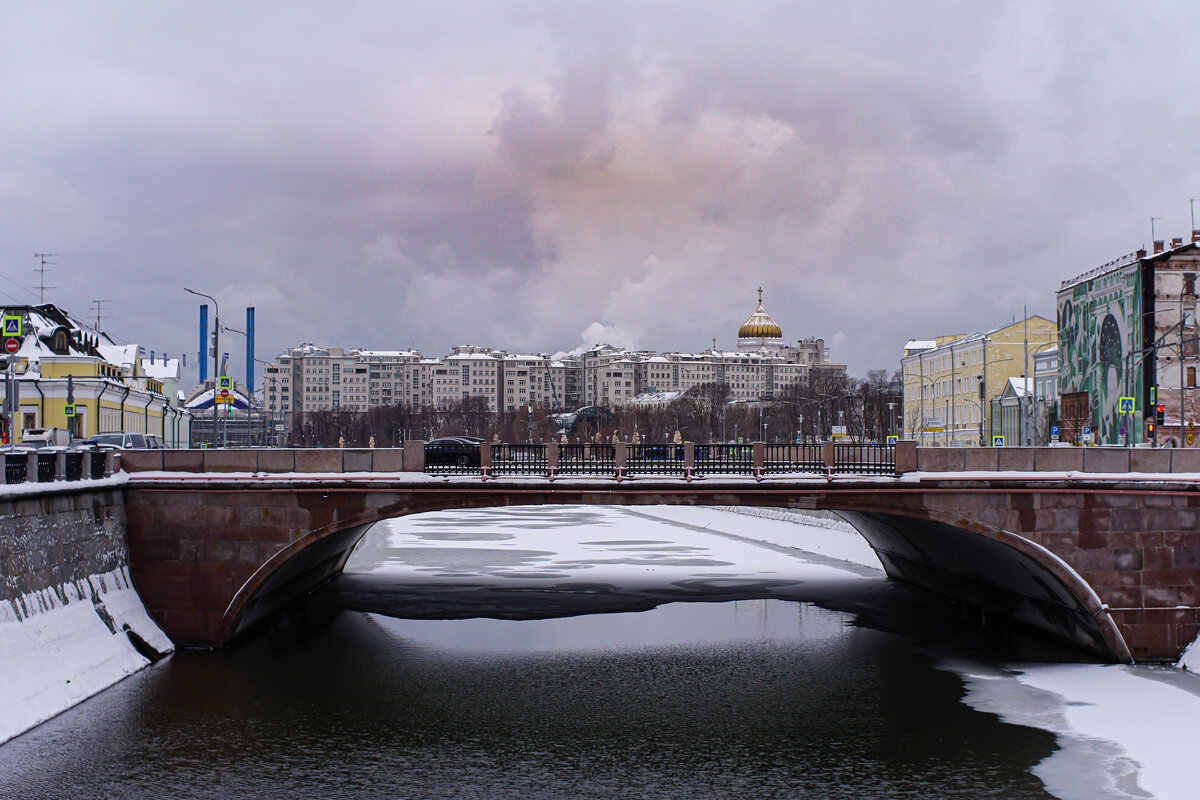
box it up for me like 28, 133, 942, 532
21, 428, 71, 447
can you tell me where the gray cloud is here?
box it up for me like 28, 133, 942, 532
2, 1, 1199, 385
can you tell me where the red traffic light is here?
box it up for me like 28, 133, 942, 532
1157, 404, 1165, 413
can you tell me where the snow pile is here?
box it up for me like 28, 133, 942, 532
1177, 636, 1200, 672
950, 659, 1200, 800
693, 505, 882, 569
0, 567, 173, 744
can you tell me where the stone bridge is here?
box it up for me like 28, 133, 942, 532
119, 443, 1200, 662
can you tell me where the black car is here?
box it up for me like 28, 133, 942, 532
424, 437, 481, 468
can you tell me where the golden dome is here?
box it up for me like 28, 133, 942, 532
738, 287, 783, 340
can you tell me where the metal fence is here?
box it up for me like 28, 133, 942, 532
763, 444, 825, 474
557, 444, 615, 475
490, 444, 549, 476
5, 453, 27, 484
2, 449, 113, 485
65, 452, 84, 482
695, 444, 754, 474
625, 444, 686, 476
832, 443, 895, 475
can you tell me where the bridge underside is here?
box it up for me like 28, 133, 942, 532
124, 479, 1190, 661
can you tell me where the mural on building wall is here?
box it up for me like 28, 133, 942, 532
1056, 260, 1143, 445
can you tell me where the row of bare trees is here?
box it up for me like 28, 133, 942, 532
287, 371, 903, 447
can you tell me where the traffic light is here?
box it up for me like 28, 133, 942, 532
1156, 404, 1166, 426
1147, 420, 1155, 438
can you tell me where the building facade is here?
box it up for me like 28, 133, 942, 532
900, 316, 1057, 446
0, 303, 188, 446
1056, 235, 1200, 446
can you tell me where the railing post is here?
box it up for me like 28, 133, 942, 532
822, 441, 835, 476
546, 441, 558, 478
894, 440, 918, 475
26, 451, 38, 482
106, 451, 121, 476
684, 442, 695, 480
752, 442, 764, 480
479, 441, 491, 479
614, 441, 627, 479
403, 440, 425, 472
54, 452, 66, 481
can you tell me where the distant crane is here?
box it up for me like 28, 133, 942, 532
543, 357, 563, 413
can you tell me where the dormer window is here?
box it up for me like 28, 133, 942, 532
53, 329, 68, 354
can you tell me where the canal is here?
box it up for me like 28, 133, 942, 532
1, 505, 1197, 799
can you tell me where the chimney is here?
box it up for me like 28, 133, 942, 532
1192, 230, 1200, 243
1172, 237, 1183, 248
1154, 240, 1165, 254
1137, 248, 1148, 258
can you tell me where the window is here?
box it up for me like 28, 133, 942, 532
1190, 367, 1196, 389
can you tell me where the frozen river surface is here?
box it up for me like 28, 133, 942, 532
2, 505, 1199, 799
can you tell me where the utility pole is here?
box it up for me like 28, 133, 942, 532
33, 253, 58, 303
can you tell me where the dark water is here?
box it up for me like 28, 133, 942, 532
0, 601, 1059, 799
0, 507, 1070, 799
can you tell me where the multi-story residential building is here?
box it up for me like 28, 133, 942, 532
900, 316, 1057, 446
0, 303, 187, 445
1057, 235, 1200, 446
265, 288, 846, 434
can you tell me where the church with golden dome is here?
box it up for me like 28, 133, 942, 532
737, 287, 786, 351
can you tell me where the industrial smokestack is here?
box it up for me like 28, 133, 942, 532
246, 307, 255, 395
198, 305, 208, 382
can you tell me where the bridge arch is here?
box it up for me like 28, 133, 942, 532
196, 487, 1130, 662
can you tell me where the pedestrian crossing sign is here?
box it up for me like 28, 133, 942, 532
1119, 396, 1135, 413
887, 436, 898, 445
2, 316, 21, 336
217, 376, 233, 391
993, 435, 1005, 447
64, 404, 75, 417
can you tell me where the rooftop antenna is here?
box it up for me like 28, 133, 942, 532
1191, 199, 1199, 233
89, 299, 111, 331
1151, 217, 1162, 244
33, 253, 58, 303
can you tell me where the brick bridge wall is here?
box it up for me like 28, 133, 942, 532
121, 466, 1200, 662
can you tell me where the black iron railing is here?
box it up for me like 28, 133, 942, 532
626, 444, 686, 475
832, 443, 895, 475
763, 444, 825, 474
90, 451, 107, 479
490, 444, 549, 476
5, 453, 27, 484
65, 452, 84, 482
695, 444, 754, 474
557, 444, 615, 475
36, 452, 55, 482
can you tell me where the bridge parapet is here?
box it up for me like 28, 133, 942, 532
121, 442, 1200, 478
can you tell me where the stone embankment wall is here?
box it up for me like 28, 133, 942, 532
0, 480, 172, 744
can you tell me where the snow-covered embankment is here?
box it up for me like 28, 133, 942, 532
0, 480, 172, 744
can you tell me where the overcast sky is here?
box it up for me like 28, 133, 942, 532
3, 2, 1199, 385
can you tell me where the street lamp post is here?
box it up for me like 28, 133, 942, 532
184, 287, 219, 448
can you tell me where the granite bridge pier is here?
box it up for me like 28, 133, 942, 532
111, 442, 1200, 662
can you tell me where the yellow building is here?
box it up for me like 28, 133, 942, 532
0, 304, 189, 446
900, 316, 1056, 446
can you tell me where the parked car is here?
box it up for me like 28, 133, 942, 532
424, 437, 481, 468
86, 432, 151, 450
20, 428, 71, 447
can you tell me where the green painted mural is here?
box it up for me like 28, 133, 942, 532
1056, 256, 1145, 445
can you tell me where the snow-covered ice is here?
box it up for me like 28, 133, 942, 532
0, 567, 173, 745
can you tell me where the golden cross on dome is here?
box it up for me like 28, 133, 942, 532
757, 286, 763, 305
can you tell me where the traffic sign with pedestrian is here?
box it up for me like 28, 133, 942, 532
64, 404, 75, 417
2, 316, 21, 337
1119, 397, 1135, 413
993, 435, 1005, 447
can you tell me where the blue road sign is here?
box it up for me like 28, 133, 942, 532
1050, 425, 1059, 435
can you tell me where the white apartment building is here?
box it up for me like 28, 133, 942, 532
266, 289, 845, 430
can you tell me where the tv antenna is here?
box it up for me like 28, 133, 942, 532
33, 253, 58, 303
90, 299, 112, 331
